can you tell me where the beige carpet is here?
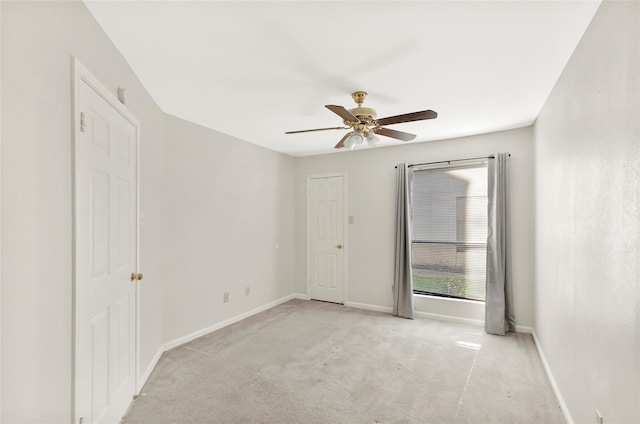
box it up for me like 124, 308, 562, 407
123, 299, 564, 423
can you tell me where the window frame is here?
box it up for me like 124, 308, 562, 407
409, 160, 489, 302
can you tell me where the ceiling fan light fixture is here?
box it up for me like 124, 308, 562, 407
366, 133, 379, 147
350, 131, 364, 145
344, 133, 357, 150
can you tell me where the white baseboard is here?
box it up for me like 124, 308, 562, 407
295, 296, 393, 314
137, 347, 164, 392
344, 301, 393, 313
163, 293, 297, 351
515, 325, 533, 334
137, 293, 297, 392
531, 329, 573, 424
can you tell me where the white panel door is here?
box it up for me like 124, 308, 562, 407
308, 176, 345, 303
75, 73, 138, 424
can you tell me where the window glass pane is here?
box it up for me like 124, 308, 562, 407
411, 163, 488, 301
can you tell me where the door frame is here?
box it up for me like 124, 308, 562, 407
71, 57, 142, 421
306, 173, 348, 304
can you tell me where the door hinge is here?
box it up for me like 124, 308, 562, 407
80, 112, 87, 133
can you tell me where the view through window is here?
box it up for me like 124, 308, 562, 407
410, 162, 488, 301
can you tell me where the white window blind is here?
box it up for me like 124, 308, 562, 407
410, 162, 488, 301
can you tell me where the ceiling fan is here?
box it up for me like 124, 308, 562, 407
285, 91, 437, 150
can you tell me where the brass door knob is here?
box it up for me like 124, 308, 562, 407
336, 244, 343, 249
137, 273, 144, 281
131, 273, 144, 281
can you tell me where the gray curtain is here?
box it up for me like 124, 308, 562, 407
393, 164, 415, 319
485, 153, 515, 335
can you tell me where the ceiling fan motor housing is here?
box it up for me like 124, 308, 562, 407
347, 107, 377, 123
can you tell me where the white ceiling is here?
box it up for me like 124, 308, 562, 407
84, 1, 601, 157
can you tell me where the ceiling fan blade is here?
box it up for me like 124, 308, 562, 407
285, 126, 347, 134
374, 127, 416, 141
334, 133, 351, 149
376, 110, 438, 126
325, 105, 360, 123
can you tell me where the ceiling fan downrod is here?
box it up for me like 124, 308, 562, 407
348, 91, 377, 124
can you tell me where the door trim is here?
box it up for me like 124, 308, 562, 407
71, 57, 141, 422
306, 173, 348, 304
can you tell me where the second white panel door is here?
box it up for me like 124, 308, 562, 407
308, 176, 345, 304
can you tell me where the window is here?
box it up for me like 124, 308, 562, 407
410, 162, 488, 301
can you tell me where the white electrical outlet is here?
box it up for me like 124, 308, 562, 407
596, 408, 603, 424
223, 292, 229, 303
245, 286, 250, 296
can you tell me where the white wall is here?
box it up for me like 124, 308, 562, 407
533, 1, 640, 423
1, 2, 166, 421
294, 127, 535, 326
162, 115, 295, 343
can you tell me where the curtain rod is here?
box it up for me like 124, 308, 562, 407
394, 153, 510, 169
